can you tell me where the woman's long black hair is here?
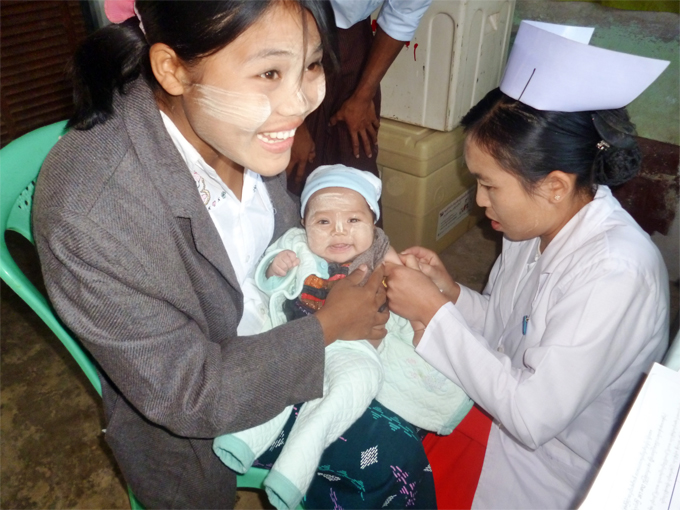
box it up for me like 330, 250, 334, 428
69, 0, 339, 130
460, 88, 642, 192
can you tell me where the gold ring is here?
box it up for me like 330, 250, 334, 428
382, 277, 388, 288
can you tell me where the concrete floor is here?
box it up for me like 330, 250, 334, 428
1, 221, 677, 509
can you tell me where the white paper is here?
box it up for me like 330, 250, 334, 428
580, 363, 680, 510
500, 21, 670, 111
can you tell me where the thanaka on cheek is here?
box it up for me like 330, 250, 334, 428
191, 84, 272, 132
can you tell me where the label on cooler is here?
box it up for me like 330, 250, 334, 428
436, 186, 475, 240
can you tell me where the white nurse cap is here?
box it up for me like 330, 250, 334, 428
500, 20, 670, 112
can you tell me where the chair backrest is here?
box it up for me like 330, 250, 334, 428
0, 122, 291, 503
0, 121, 102, 395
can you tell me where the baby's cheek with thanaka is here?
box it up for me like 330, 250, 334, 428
342, 221, 373, 249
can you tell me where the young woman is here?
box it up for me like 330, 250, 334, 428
32, 2, 433, 508
384, 87, 669, 509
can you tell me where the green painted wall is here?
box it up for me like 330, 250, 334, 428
514, 1, 679, 145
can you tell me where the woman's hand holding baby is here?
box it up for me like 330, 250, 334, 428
316, 264, 389, 346
266, 250, 300, 278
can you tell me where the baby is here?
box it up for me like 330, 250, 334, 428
267, 166, 406, 348
213, 165, 472, 510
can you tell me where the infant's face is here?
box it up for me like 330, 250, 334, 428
304, 187, 375, 264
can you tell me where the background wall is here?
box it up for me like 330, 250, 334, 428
514, 0, 679, 145
0, 1, 88, 147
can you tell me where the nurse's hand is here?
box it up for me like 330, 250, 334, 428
316, 264, 388, 345
384, 262, 449, 325
400, 246, 460, 303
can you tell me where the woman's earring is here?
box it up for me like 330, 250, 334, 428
554, 195, 561, 201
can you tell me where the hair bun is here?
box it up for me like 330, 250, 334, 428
593, 141, 641, 187
591, 108, 641, 186
592, 109, 638, 149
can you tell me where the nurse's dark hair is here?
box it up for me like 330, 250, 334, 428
68, 0, 339, 130
460, 88, 641, 194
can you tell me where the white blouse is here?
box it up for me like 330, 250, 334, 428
160, 111, 274, 335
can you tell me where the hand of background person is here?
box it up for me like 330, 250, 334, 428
383, 262, 448, 325
327, 26, 406, 160
400, 246, 461, 303
266, 250, 300, 278
316, 264, 389, 345
330, 94, 380, 159
286, 123, 316, 190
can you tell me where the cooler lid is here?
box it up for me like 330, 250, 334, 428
377, 119, 466, 178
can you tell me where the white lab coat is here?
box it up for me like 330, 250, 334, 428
417, 186, 669, 509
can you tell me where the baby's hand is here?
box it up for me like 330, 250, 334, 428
266, 250, 300, 278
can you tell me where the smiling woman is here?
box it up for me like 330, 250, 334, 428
28, 1, 432, 509
151, 3, 327, 185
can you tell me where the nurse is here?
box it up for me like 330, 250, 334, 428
384, 21, 671, 509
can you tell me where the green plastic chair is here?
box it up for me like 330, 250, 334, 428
0, 121, 274, 509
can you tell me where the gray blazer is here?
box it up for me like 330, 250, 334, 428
33, 79, 326, 509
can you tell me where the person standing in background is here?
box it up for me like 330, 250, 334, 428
286, 0, 433, 196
